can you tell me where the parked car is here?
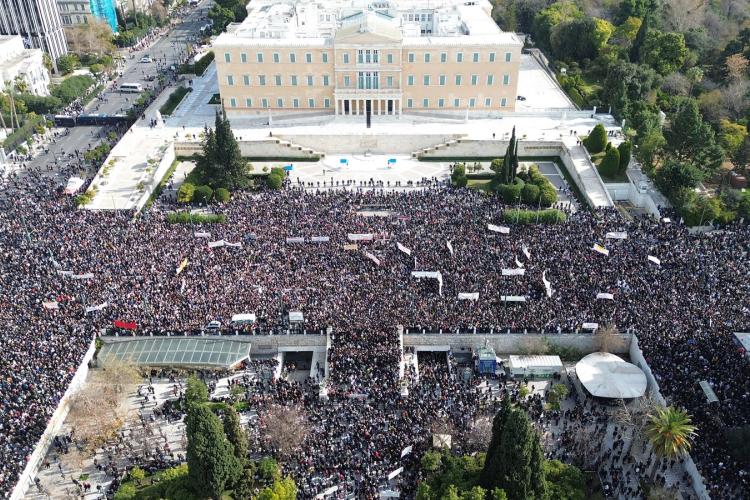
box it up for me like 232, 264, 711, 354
139, 56, 153, 63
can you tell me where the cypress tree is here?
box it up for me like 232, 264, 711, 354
480, 397, 512, 488
224, 405, 248, 465
199, 110, 249, 190
629, 15, 648, 63
186, 404, 242, 499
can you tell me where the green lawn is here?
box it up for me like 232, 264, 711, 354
467, 179, 492, 192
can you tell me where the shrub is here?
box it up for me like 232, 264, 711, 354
177, 182, 196, 203
16, 94, 63, 114
266, 172, 284, 189
51, 75, 95, 105
214, 187, 230, 202
617, 141, 632, 172
89, 63, 104, 75
583, 124, 608, 153
193, 184, 214, 203
56, 54, 80, 74
539, 184, 558, 207
503, 208, 567, 224
2, 113, 45, 151
451, 163, 468, 187
598, 147, 621, 178
166, 212, 226, 224
498, 178, 524, 203
522, 183, 540, 204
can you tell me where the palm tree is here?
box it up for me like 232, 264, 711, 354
645, 406, 697, 458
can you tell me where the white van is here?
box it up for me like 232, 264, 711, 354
119, 83, 143, 93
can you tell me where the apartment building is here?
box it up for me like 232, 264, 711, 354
0, 0, 68, 63
0, 35, 51, 96
57, 0, 118, 32
213, 0, 523, 117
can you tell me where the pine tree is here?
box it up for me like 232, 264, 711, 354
224, 405, 248, 465
186, 404, 242, 499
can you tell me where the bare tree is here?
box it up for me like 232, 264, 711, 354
612, 393, 662, 457
594, 323, 619, 353
519, 336, 549, 356
721, 80, 750, 119
464, 415, 492, 451
725, 54, 749, 82
260, 404, 310, 459
64, 20, 115, 55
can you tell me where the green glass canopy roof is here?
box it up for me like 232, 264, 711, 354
99, 338, 251, 369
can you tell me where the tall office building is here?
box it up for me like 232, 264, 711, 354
0, 0, 68, 63
214, 0, 523, 118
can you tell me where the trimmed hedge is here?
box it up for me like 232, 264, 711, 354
166, 212, 226, 224
503, 209, 567, 224
214, 187, 230, 202
2, 112, 45, 151
159, 86, 191, 116
194, 51, 215, 76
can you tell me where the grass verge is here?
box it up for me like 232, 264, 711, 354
166, 212, 226, 224
159, 86, 191, 116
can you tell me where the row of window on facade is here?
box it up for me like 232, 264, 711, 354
224, 96, 509, 108
223, 50, 513, 65
224, 73, 511, 88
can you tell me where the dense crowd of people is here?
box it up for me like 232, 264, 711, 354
0, 183, 749, 498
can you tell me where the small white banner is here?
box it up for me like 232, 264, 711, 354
488, 224, 510, 234
647, 255, 661, 266
56, 270, 73, 276
502, 268, 525, 276
387, 467, 403, 480
400, 445, 413, 458
596, 293, 614, 300
286, 237, 305, 244
582, 322, 599, 330
71, 273, 95, 280
458, 292, 479, 301
592, 244, 610, 256
194, 232, 211, 238
42, 301, 59, 310
64, 176, 85, 195
521, 243, 531, 260
515, 256, 524, 268
208, 240, 225, 248
396, 242, 412, 256
348, 233, 374, 241
224, 241, 242, 248
85, 302, 108, 313
310, 236, 330, 243
500, 295, 526, 302
446, 240, 454, 256
605, 231, 628, 240
542, 270, 553, 298
365, 252, 381, 266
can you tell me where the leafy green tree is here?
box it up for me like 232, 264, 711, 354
186, 404, 242, 499
645, 406, 697, 458
208, 5, 235, 33
544, 460, 586, 500
640, 31, 688, 75
214, 187, 231, 202
177, 182, 196, 203
531, 1, 582, 53
185, 375, 208, 406
198, 111, 249, 189
451, 163, 468, 187
611, 16, 642, 47
719, 119, 748, 161
522, 183, 540, 204
481, 404, 547, 500
224, 406, 248, 465
583, 124, 608, 153
491, 488, 509, 500
617, 141, 632, 172
416, 482, 434, 500
664, 98, 724, 175
255, 477, 297, 500
422, 450, 443, 472
56, 54, 80, 74
490, 158, 503, 174
654, 160, 702, 197
550, 17, 613, 61
602, 61, 660, 117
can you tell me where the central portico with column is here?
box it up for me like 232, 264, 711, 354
333, 12, 403, 117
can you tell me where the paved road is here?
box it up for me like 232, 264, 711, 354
3, 1, 211, 192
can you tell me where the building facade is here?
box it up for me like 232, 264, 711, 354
58, 0, 118, 32
214, 0, 523, 117
0, 35, 51, 96
0, 0, 68, 63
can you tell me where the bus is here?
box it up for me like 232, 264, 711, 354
119, 83, 143, 93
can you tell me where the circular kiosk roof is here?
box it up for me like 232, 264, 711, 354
575, 352, 647, 399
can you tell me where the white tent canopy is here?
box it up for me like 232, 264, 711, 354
508, 355, 562, 377
575, 352, 647, 399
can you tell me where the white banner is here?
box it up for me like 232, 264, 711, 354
400, 445, 413, 458
411, 271, 443, 296
208, 240, 225, 248
515, 256, 524, 268
542, 270, 553, 298
396, 242, 412, 256
64, 176, 85, 195
488, 224, 510, 234
85, 302, 108, 313
592, 244, 610, 256
596, 292, 614, 300
71, 273, 94, 280
315, 486, 339, 499
500, 295, 526, 302
56, 270, 73, 276
458, 292, 479, 301
647, 255, 661, 266
42, 301, 59, 310
582, 322, 599, 330
310, 236, 330, 243
224, 241, 242, 248
387, 467, 403, 480
521, 243, 531, 260
605, 231, 628, 240
50, 258, 62, 269
365, 252, 381, 266
502, 268, 525, 276
194, 232, 211, 238
446, 240, 454, 256
285, 237, 305, 244
348, 233, 374, 241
